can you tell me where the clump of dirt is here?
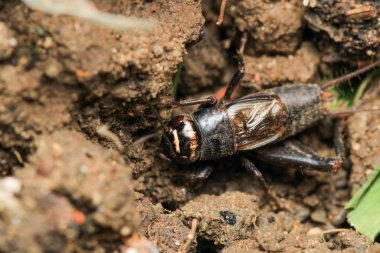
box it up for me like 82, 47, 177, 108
179, 28, 230, 95
136, 196, 194, 253
0, 130, 138, 252
222, 230, 380, 252
241, 42, 320, 89
304, 0, 380, 62
0, 0, 204, 251
0, 0, 380, 252
227, 0, 304, 54
130, 144, 195, 206
180, 191, 260, 246
0, 0, 204, 174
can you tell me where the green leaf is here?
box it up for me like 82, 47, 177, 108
172, 63, 183, 98
329, 69, 380, 110
346, 165, 380, 241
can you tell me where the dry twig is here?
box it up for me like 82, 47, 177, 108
130, 133, 161, 148
178, 219, 198, 253
96, 125, 124, 153
217, 0, 228, 26
322, 228, 350, 235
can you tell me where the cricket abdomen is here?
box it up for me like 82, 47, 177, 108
271, 83, 325, 138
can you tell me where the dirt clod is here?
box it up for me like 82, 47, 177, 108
229, 0, 304, 54
311, 209, 327, 224
180, 191, 259, 246
0, 130, 138, 252
241, 42, 320, 89
304, 0, 380, 61
0, 21, 16, 60
179, 28, 229, 95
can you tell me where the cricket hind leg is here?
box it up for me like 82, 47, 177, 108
254, 140, 341, 172
333, 118, 346, 170
254, 119, 346, 173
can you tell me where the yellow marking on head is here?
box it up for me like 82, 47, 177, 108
172, 129, 180, 153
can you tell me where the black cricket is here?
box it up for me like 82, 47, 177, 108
135, 58, 380, 204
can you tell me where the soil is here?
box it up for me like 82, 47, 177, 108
0, 0, 379, 252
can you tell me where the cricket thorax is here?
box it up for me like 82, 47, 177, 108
191, 105, 235, 161
226, 94, 289, 151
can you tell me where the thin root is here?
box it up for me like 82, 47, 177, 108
328, 108, 380, 117
322, 228, 350, 235
96, 125, 124, 153
239, 32, 248, 55
178, 218, 198, 253
216, 0, 228, 26
321, 228, 351, 242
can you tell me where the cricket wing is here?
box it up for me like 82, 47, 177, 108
226, 93, 289, 151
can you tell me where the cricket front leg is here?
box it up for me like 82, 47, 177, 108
240, 156, 285, 210
221, 55, 245, 103
171, 163, 214, 185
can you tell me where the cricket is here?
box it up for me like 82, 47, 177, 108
135, 57, 380, 206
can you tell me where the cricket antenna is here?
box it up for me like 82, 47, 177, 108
321, 59, 380, 90
328, 108, 380, 118
132, 75, 177, 158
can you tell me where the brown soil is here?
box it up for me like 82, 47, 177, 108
0, 0, 380, 252
348, 80, 380, 193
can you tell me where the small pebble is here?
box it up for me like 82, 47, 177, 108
43, 37, 54, 49
9, 37, 17, 47
44, 61, 62, 78
0, 177, 21, 193
199, 221, 208, 232
352, 142, 361, 151
120, 226, 132, 236
296, 207, 310, 222
303, 195, 319, 207
0, 22, 16, 60
366, 50, 375, 56
335, 178, 348, 189
311, 209, 327, 224
152, 45, 163, 57
356, 244, 367, 252
329, 209, 346, 226
309, 0, 317, 7
307, 227, 323, 236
